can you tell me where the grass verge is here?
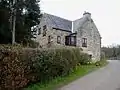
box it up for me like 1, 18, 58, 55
24, 64, 103, 90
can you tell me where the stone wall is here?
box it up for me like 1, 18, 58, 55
73, 17, 101, 61
35, 27, 71, 48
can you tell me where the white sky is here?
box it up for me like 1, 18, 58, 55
40, 0, 120, 46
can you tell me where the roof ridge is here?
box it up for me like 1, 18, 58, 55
44, 13, 72, 22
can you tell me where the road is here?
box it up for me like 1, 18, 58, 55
59, 60, 120, 90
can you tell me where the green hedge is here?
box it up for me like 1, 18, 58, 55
0, 46, 90, 90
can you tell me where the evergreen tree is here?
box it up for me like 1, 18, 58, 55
0, 0, 41, 44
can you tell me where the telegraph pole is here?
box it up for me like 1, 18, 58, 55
12, 0, 16, 45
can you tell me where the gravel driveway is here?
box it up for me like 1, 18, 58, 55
58, 60, 120, 90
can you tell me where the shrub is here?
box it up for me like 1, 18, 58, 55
0, 46, 90, 90
78, 53, 91, 65
28, 40, 39, 48
95, 59, 108, 66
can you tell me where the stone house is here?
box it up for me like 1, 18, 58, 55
34, 12, 101, 61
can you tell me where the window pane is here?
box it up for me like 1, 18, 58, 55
43, 25, 47, 30
65, 36, 70, 45
71, 37, 74, 42
48, 36, 51, 43
71, 36, 75, 45
82, 38, 87, 47
85, 38, 87, 43
43, 25, 47, 36
43, 30, 46, 36
38, 28, 41, 35
57, 36, 61, 44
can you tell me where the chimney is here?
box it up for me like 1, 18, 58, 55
83, 11, 91, 20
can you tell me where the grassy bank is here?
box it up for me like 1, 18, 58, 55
24, 65, 100, 90
25, 60, 108, 90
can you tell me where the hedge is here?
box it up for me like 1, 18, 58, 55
0, 45, 90, 90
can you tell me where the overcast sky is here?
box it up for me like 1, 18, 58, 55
40, 0, 120, 46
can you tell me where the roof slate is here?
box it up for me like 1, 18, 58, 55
44, 13, 72, 32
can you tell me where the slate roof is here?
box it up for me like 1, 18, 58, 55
44, 13, 72, 32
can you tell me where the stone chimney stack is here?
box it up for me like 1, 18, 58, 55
83, 11, 91, 21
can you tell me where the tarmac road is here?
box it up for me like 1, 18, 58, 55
59, 60, 120, 90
